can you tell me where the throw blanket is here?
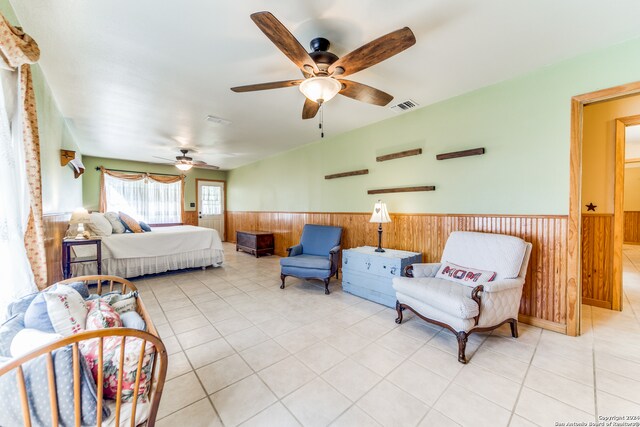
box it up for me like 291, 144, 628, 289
74, 225, 223, 260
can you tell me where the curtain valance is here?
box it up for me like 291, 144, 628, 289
99, 167, 185, 222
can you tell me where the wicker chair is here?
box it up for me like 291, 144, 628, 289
0, 275, 167, 427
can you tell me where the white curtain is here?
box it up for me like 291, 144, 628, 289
0, 67, 37, 321
104, 174, 181, 224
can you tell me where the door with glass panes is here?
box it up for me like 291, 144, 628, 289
197, 180, 224, 239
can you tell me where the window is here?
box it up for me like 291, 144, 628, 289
104, 174, 181, 224
201, 185, 222, 215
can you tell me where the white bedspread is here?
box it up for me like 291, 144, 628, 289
73, 225, 223, 260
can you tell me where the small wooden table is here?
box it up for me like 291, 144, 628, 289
236, 230, 274, 258
62, 238, 102, 279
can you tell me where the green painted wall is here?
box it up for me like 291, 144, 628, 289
228, 37, 640, 215
81, 156, 227, 212
1, 0, 82, 214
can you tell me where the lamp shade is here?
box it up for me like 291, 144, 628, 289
175, 162, 193, 171
369, 200, 391, 223
69, 208, 90, 224
299, 77, 342, 104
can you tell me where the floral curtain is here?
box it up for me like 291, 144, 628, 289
0, 14, 47, 289
99, 167, 185, 223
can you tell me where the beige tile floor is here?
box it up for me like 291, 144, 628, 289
132, 243, 640, 426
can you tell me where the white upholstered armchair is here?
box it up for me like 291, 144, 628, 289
392, 231, 532, 363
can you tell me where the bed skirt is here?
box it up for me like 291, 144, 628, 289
72, 248, 224, 279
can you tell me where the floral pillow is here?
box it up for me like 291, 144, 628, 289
85, 300, 122, 330
42, 286, 88, 336
79, 336, 154, 402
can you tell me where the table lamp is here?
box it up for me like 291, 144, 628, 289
69, 208, 91, 239
369, 200, 391, 252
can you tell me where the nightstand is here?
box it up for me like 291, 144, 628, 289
62, 238, 102, 279
342, 246, 422, 308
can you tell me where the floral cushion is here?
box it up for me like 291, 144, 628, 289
79, 336, 154, 402
43, 286, 88, 336
85, 300, 122, 330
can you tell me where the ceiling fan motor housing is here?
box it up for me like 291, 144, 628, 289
309, 37, 338, 70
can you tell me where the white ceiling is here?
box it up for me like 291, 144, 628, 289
11, 0, 640, 169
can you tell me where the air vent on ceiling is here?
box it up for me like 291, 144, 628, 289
205, 115, 232, 125
390, 99, 419, 113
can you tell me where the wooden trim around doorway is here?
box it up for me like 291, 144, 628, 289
569, 81, 640, 336
195, 179, 227, 241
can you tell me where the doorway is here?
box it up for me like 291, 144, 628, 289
570, 85, 640, 336
197, 179, 225, 240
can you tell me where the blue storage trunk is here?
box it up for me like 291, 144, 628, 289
341, 246, 422, 308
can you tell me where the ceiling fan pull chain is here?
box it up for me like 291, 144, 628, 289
319, 104, 324, 138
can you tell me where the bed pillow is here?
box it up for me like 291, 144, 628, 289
0, 314, 25, 357
120, 311, 146, 331
43, 286, 88, 336
0, 345, 110, 426
139, 221, 152, 232
435, 261, 497, 285
119, 212, 144, 233
85, 300, 122, 330
10, 328, 64, 358
79, 335, 155, 403
104, 211, 126, 234
88, 212, 113, 237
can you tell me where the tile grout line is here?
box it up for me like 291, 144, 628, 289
505, 328, 542, 427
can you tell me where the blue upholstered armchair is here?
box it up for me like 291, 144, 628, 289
280, 224, 343, 294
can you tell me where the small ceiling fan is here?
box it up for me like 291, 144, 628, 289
231, 11, 416, 119
153, 149, 220, 171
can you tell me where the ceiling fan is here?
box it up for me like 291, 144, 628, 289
231, 11, 416, 119
153, 149, 220, 171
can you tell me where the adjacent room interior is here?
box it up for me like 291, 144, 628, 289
1, 1, 640, 426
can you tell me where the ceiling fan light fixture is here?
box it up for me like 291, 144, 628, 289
299, 77, 341, 104
175, 162, 193, 171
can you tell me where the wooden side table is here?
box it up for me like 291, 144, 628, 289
236, 230, 274, 258
62, 238, 102, 279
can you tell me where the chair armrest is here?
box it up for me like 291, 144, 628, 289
329, 245, 341, 255
404, 263, 441, 278
286, 244, 303, 257
481, 278, 524, 293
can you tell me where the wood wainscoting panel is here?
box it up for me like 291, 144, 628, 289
43, 213, 71, 286
183, 211, 198, 226
226, 211, 568, 331
624, 211, 640, 243
581, 214, 613, 309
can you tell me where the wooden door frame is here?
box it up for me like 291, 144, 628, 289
613, 115, 640, 310
195, 178, 227, 241
568, 81, 640, 336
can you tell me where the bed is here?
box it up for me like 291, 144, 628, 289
0, 275, 167, 427
71, 225, 225, 279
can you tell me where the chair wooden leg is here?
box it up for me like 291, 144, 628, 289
335, 269, 339, 279
323, 278, 330, 295
456, 332, 468, 364
509, 319, 519, 338
280, 274, 286, 290
395, 301, 404, 324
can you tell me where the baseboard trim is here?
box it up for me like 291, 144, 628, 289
518, 314, 566, 334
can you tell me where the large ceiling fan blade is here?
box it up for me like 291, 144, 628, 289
193, 164, 220, 170
231, 79, 304, 93
302, 98, 320, 120
250, 11, 319, 74
328, 27, 416, 77
338, 80, 393, 106
152, 155, 177, 162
